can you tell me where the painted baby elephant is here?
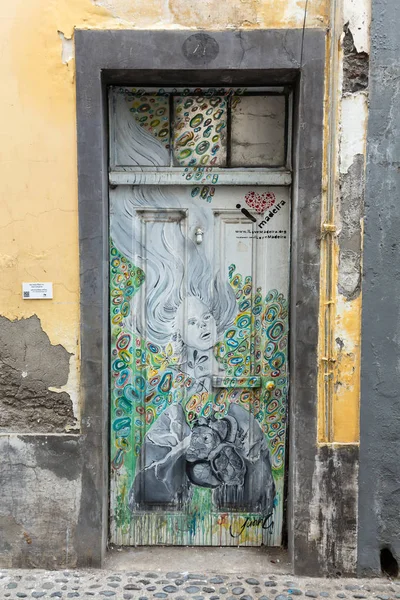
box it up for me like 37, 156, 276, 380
129, 402, 275, 515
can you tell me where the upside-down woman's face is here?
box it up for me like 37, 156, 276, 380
176, 296, 217, 351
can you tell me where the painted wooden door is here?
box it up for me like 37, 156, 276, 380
109, 87, 291, 546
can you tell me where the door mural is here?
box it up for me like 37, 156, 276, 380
109, 87, 290, 546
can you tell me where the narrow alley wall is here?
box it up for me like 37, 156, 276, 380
358, 0, 400, 576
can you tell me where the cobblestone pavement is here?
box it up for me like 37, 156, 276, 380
0, 570, 399, 600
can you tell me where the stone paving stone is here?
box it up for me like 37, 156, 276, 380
246, 579, 260, 586
345, 587, 360, 592
0, 569, 397, 600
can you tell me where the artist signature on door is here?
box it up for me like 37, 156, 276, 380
229, 512, 274, 538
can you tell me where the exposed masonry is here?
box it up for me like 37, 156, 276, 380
0, 315, 77, 433
342, 24, 370, 94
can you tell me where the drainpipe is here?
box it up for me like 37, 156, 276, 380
321, 0, 341, 442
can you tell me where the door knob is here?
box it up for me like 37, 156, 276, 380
195, 227, 204, 244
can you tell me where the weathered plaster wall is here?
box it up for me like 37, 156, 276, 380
309, 0, 370, 575
318, 0, 369, 445
0, 0, 367, 572
358, 0, 400, 576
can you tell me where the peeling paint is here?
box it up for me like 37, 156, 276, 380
340, 94, 368, 174
0, 315, 77, 433
342, 0, 371, 53
58, 31, 75, 64
338, 155, 364, 300
317, 0, 369, 445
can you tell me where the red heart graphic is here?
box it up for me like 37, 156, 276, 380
244, 191, 276, 214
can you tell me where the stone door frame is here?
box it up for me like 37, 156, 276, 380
75, 28, 326, 572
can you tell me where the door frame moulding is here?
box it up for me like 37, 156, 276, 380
75, 28, 326, 572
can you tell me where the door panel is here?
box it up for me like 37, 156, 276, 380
110, 184, 290, 546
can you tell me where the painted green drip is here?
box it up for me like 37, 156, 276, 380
187, 487, 214, 541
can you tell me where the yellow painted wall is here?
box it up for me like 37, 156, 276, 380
0, 0, 362, 442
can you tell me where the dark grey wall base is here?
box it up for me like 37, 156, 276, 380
0, 435, 81, 569
358, 0, 400, 576
294, 445, 359, 577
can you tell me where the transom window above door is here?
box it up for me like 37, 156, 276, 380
109, 87, 291, 174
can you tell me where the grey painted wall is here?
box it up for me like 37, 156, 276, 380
358, 0, 400, 576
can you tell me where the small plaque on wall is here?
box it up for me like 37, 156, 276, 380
22, 282, 53, 300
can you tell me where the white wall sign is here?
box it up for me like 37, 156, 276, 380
22, 282, 53, 300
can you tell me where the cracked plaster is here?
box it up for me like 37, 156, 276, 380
0, 315, 77, 433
